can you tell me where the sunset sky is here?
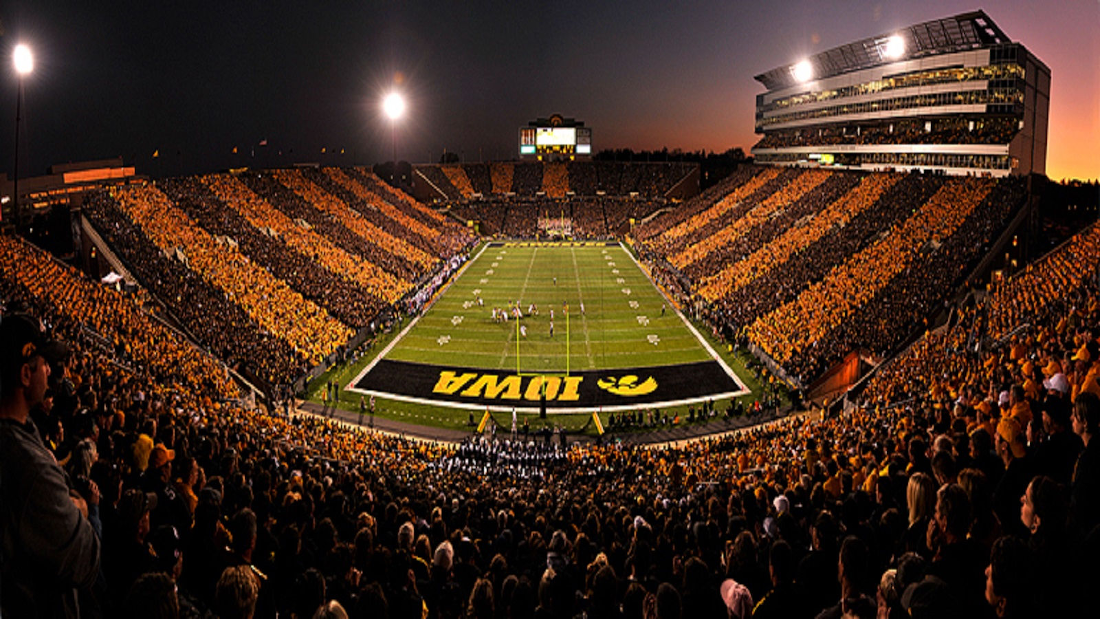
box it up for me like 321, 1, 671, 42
2, 1, 1097, 180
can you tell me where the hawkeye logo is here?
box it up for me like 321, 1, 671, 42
432, 372, 582, 401
597, 375, 658, 397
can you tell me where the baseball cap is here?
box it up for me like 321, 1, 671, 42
0, 314, 68, 377
1042, 373, 1070, 395
149, 443, 176, 469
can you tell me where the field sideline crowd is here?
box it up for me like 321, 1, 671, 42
2, 163, 1097, 619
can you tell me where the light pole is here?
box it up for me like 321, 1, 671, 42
12, 44, 33, 232
382, 92, 405, 184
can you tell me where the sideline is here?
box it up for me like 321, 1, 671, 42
347, 241, 492, 390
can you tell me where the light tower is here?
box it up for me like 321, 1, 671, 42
12, 43, 33, 231
382, 91, 405, 184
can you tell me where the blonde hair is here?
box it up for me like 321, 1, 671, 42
907, 472, 937, 527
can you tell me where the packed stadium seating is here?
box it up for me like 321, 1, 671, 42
754, 117, 1021, 149
445, 196, 665, 239
80, 169, 474, 388
416, 162, 696, 200
633, 166, 1027, 386
3, 208, 1097, 617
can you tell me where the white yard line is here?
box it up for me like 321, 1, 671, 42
496, 246, 538, 369
348, 243, 491, 389
570, 246, 596, 368
620, 243, 749, 392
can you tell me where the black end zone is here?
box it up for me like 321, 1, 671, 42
354, 359, 743, 410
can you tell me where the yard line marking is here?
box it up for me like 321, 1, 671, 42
347, 241, 492, 387
497, 246, 538, 369
570, 246, 596, 368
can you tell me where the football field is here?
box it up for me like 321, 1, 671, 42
351, 241, 747, 412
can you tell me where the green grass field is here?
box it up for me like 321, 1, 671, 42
308, 241, 783, 435
384, 241, 712, 373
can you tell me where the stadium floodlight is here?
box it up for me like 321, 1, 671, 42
12, 43, 34, 233
382, 92, 405, 121
13, 44, 33, 75
382, 91, 405, 183
792, 59, 813, 83
884, 35, 905, 60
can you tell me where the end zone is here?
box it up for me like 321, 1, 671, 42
348, 358, 748, 414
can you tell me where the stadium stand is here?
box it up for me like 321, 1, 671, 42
633, 166, 1028, 386
77, 167, 473, 389
489, 163, 513, 195
440, 165, 475, 199
541, 162, 569, 198
510, 162, 542, 196
416, 162, 696, 200
3, 214, 1097, 617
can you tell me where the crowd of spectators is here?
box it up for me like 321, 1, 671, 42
305, 168, 438, 257
631, 167, 755, 245
113, 182, 353, 362
542, 163, 570, 198
635, 167, 781, 254
236, 173, 421, 285
417, 166, 465, 201
439, 166, 475, 199
417, 162, 696, 201
511, 163, 542, 196
443, 196, 664, 240
696, 174, 902, 302
85, 184, 350, 374
5, 215, 1099, 618
633, 165, 1026, 386
348, 167, 464, 235
273, 169, 434, 275
462, 164, 494, 196
83, 189, 308, 386
702, 173, 943, 340
863, 223, 1100, 408
490, 164, 514, 195
162, 176, 392, 329
754, 117, 1020, 150
80, 167, 474, 388
669, 170, 838, 273
198, 174, 407, 305
0, 234, 238, 398
746, 177, 1010, 382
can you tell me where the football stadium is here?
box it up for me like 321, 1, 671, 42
1, 5, 1098, 618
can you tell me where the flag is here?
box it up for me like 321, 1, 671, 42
592, 412, 605, 435
476, 410, 492, 434
152, 150, 159, 158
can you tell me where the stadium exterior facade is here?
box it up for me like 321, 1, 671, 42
752, 11, 1049, 177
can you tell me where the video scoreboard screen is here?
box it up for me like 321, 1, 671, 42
520, 126, 592, 156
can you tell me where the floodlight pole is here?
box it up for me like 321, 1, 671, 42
391, 118, 397, 183
13, 79, 22, 231
12, 44, 33, 233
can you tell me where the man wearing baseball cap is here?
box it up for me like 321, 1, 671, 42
0, 314, 100, 618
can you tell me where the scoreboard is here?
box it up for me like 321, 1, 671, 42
519, 121, 591, 157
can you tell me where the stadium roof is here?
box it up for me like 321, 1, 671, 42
754, 10, 1012, 91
